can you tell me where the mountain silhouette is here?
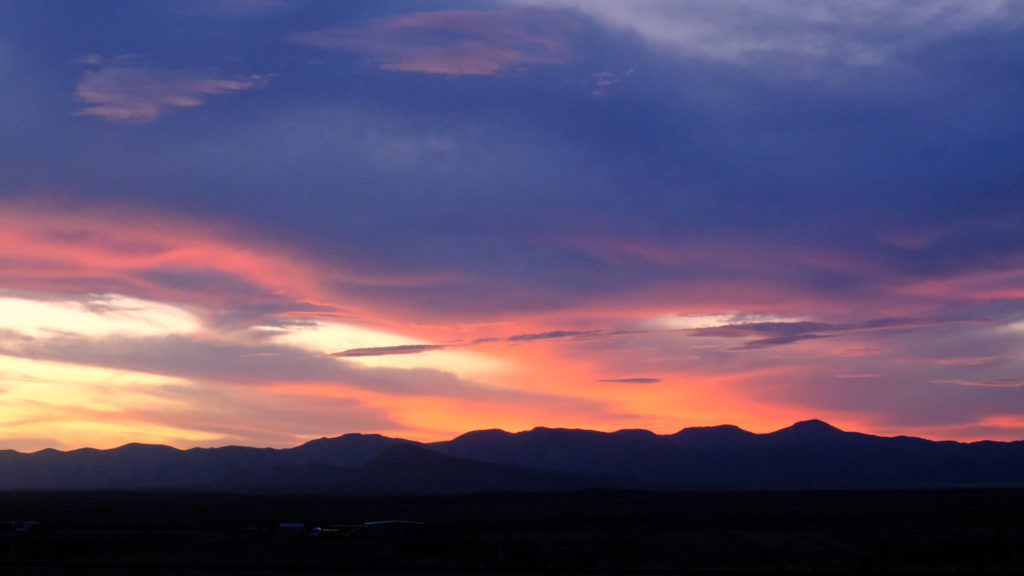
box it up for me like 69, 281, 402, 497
0, 421, 1022, 492
212, 444, 637, 494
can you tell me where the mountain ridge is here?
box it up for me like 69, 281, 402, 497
1, 421, 1022, 493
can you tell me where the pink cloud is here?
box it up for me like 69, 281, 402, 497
934, 379, 1024, 388
75, 67, 265, 123
0, 201, 360, 328
901, 268, 1024, 302
292, 8, 577, 76
930, 357, 1000, 366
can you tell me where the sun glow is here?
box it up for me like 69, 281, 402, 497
274, 319, 511, 379
0, 293, 199, 338
0, 353, 210, 450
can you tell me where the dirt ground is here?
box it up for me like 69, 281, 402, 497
2, 489, 1023, 573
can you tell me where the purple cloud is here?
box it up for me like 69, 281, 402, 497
291, 8, 577, 76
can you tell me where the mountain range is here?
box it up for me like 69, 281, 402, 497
2, 420, 1023, 493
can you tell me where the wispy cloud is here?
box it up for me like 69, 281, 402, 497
520, 0, 1024, 68
332, 329, 614, 357
931, 357, 1001, 366
590, 69, 632, 97
291, 8, 577, 76
332, 344, 448, 358
936, 379, 1024, 388
688, 318, 924, 350
0, 329, 580, 406
597, 377, 661, 384
0, 202, 355, 332
75, 66, 264, 123
505, 329, 602, 342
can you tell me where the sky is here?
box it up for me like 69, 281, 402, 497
1, 0, 1023, 450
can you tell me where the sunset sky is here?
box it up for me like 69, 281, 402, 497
1, 0, 1024, 450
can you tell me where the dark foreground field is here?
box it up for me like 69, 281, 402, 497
2, 489, 1023, 574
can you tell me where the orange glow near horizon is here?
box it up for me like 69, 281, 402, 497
0, 200, 1022, 450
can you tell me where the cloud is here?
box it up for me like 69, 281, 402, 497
936, 379, 1024, 388
332, 344, 448, 358
519, 0, 1024, 68
931, 357, 1000, 366
291, 8, 577, 75
590, 69, 632, 97
465, 329, 624, 346
737, 333, 828, 350
505, 329, 602, 342
0, 202, 356, 332
689, 321, 835, 340
0, 329, 612, 411
75, 66, 264, 123
703, 312, 1024, 437
688, 318, 924, 350
597, 377, 661, 384
334, 328, 640, 357
0, 293, 198, 339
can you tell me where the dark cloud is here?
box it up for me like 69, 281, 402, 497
736, 334, 828, 350
331, 344, 448, 358
475, 328, 641, 347
689, 322, 836, 339
257, 318, 319, 329
339, 329, 635, 355
689, 318, 926, 350
597, 377, 661, 384
506, 330, 603, 342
